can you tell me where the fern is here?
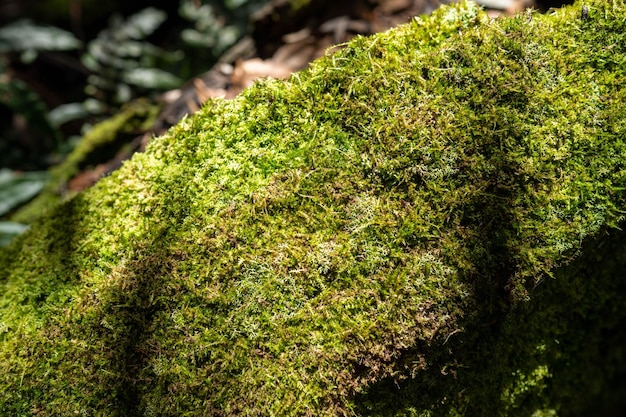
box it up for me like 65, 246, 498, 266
81, 7, 183, 108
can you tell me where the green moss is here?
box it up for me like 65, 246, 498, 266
10, 99, 159, 224
1, 1, 626, 415
288, 0, 313, 11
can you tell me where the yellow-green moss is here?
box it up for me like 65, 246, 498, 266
1, 1, 626, 415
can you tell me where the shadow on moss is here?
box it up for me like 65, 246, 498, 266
355, 226, 626, 416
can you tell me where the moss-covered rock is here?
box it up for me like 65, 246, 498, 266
1, 1, 626, 415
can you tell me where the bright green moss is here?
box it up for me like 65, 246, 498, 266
1, 1, 626, 415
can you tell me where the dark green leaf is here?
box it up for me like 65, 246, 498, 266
0, 20, 82, 54
0, 221, 28, 246
119, 8, 167, 39
0, 169, 48, 217
48, 103, 91, 127
122, 68, 183, 89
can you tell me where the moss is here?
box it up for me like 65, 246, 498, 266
1, 1, 626, 415
10, 99, 160, 224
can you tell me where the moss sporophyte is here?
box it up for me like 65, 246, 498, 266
1, 1, 626, 415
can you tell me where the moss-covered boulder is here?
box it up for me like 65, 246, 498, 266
1, 1, 626, 415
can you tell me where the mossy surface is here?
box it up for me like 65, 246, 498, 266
1, 1, 626, 415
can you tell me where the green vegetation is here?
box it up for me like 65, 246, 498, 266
10, 99, 159, 225
0, 0, 272, 172
0, 0, 272, 244
0, 169, 48, 245
1, 0, 626, 415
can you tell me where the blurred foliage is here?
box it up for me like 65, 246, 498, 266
0, 21, 79, 170
0, 168, 48, 246
0, 19, 82, 63
0, 169, 48, 217
82, 7, 183, 107
0, 73, 61, 169
179, 0, 262, 51
0, 221, 28, 247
